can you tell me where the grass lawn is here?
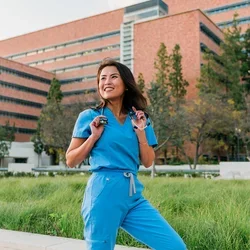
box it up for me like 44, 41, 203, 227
0, 174, 249, 250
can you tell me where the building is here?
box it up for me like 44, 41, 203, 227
0, 0, 249, 143
0, 57, 54, 142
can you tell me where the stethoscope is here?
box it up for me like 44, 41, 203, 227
101, 107, 150, 131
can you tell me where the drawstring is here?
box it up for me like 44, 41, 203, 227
123, 172, 136, 196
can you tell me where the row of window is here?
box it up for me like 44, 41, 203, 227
200, 43, 218, 57
0, 95, 43, 108
63, 88, 97, 97
60, 75, 96, 85
52, 60, 101, 74
6, 30, 120, 60
28, 44, 120, 67
200, 43, 223, 66
15, 127, 36, 134
200, 22, 222, 46
0, 80, 48, 96
0, 125, 36, 135
125, 0, 168, 14
0, 66, 51, 85
205, 1, 250, 15
0, 111, 38, 121
52, 57, 120, 74
218, 16, 250, 28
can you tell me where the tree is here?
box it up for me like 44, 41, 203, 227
147, 43, 172, 176
199, 14, 246, 111
154, 43, 170, 88
197, 14, 248, 161
197, 50, 224, 97
47, 78, 63, 104
167, 44, 190, 162
31, 121, 44, 167
185, 96, 236, 169
39, 78, 64, 164
0, 121, 15, 167
40, 82, 98, 166
137, 73, 145, 94
242, 27, 250, 94
168, 44, 189, 107
219, 14, 245, 110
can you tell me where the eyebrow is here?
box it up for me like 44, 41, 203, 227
100, 73, 120, 77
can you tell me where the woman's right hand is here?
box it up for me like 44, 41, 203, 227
90, 115, 106, 140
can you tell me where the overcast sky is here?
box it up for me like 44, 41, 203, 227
0, 0, 147, 40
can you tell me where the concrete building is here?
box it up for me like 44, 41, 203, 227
0, 0, 249, 144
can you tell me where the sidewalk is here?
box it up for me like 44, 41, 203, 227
0, 229, 147, 250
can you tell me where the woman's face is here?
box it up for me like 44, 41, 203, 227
98, 66, 126, 101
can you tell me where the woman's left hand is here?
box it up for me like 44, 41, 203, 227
131, 106, 147, 131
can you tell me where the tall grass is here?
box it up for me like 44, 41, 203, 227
0, 175, 249, 250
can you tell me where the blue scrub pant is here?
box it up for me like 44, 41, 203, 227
81, 171, 186, 250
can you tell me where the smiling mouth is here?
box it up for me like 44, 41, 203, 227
104, 87, 114, 91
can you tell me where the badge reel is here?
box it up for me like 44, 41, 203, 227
99, 108, 108, 125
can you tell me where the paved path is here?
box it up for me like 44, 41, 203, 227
0, 229, 147, 250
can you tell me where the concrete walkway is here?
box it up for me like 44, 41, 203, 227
0, 229, 147, 250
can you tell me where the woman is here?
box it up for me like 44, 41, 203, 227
66, 59, 186, 250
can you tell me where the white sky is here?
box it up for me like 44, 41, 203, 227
0, 0, 147, 40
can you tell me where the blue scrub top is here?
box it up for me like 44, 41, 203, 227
72, 107, 158, 174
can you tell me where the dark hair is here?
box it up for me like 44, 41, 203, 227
95, 58, 147, 112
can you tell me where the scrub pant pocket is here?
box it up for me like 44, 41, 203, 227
81, 173, 125, 250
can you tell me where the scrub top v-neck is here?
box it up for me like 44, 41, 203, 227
72, 107, 157, 174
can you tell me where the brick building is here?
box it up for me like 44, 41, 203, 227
0, 0, 249, 142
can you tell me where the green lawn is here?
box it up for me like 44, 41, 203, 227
0, 175, 249, 250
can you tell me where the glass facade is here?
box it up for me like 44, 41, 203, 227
121, 0, 168, 71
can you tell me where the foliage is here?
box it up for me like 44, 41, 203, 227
40, 85, 98, 165
137, 72, 145, 94
31, 122, 44, 167
199, 14, 246, 110
0, 121, 15, 167
168, 44, 189, 105
196, 14, 250, 162
154, 42, 170, 88
184, 95, 236, 169
167, 44, 190, 165
0, 141, 9, 159
0, 176, 250, 250
0, 121, 15, 143
147, 43, 171, 153
47, 78, 63, 104
242, 27, 250, 94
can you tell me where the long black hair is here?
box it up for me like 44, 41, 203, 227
95, 58, 147, 112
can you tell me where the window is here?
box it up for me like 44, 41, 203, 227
52, 57, 119, 74
63, 88, 97, 97
5, 30, 120, 59
0, 66, 51, 84
15, 158, 28, 163
218, 16, 250, 28
0, 95, 43, 108
0, 80, 48, 96
200, 23, 222, 46
0, 111, 38, 121
27, 51, 37, 56
27, 44, 120, 65
205, 1, 250, 15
